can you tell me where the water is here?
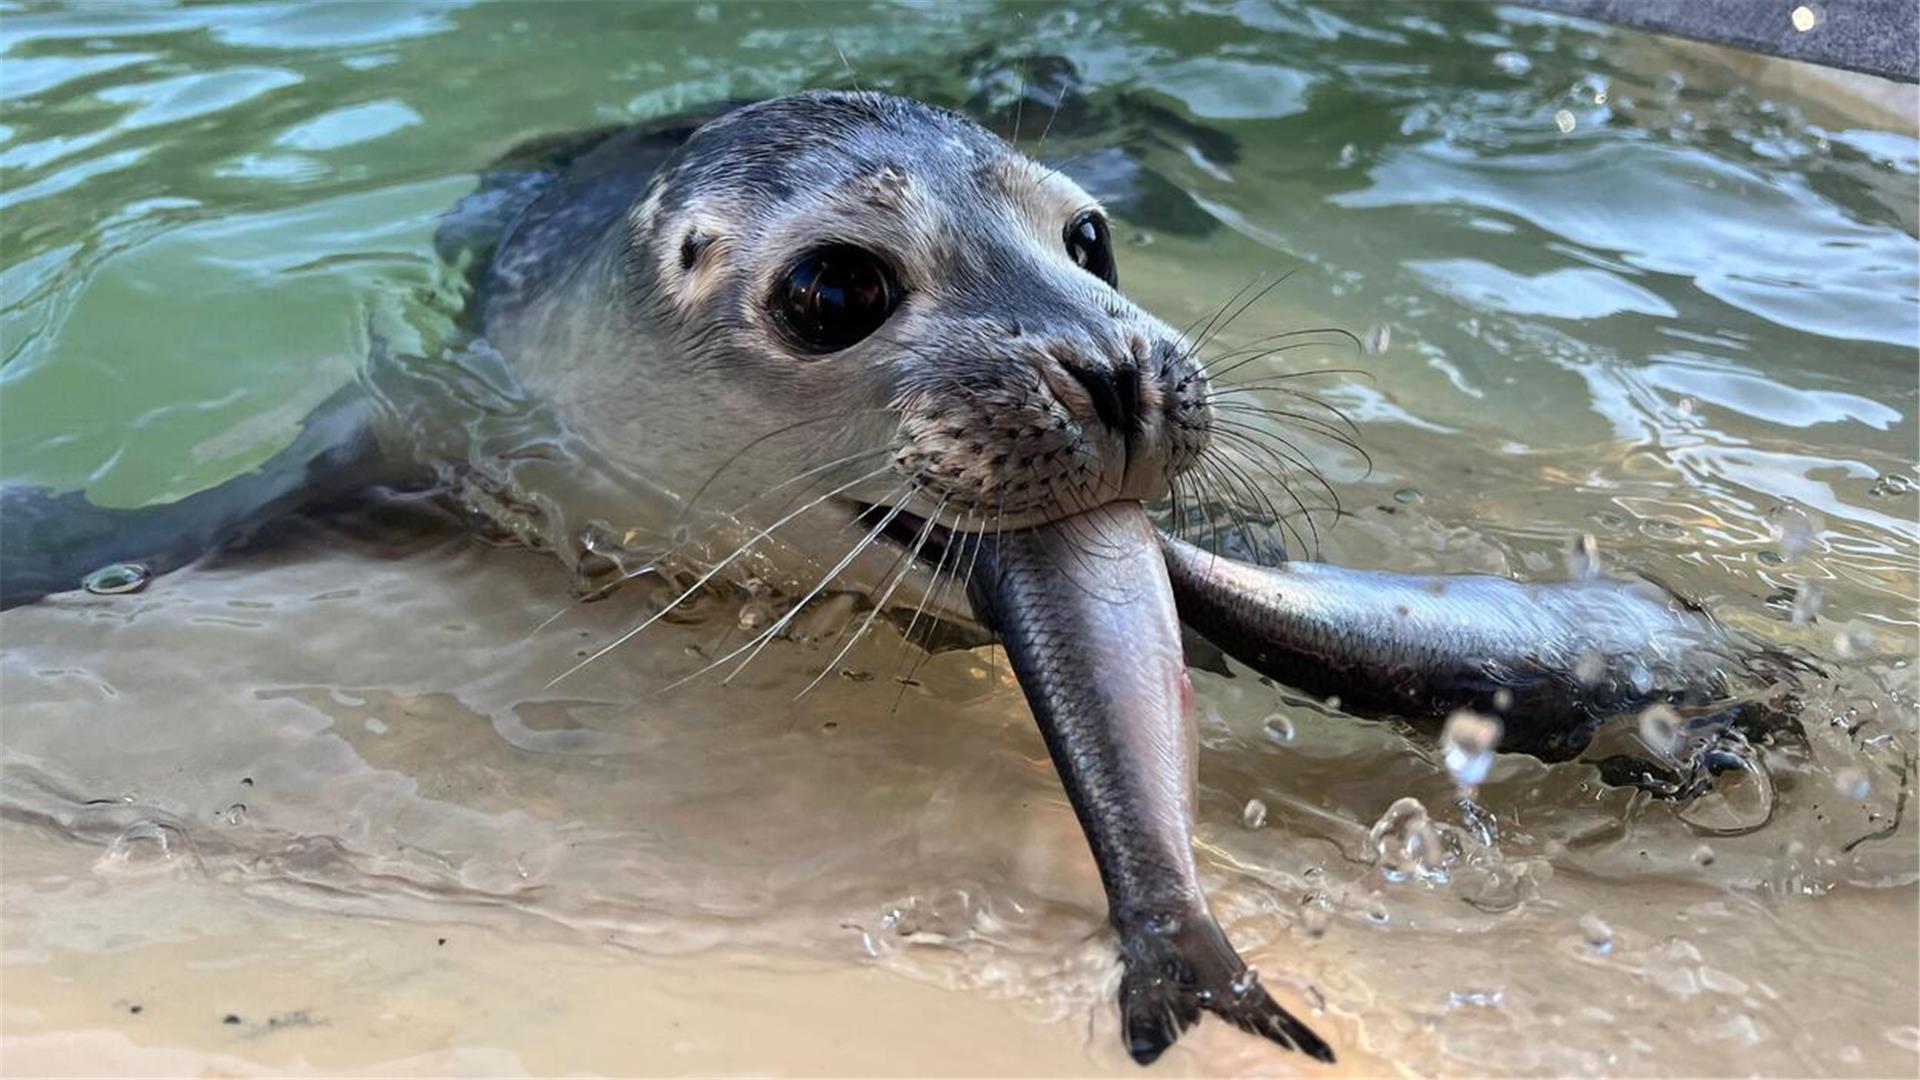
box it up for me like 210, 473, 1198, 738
3, 2, 1917, 1075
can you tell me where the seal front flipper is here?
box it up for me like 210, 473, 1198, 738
966, 502, 1332, 1066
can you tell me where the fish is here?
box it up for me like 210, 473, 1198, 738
965, 501, 1334, 1065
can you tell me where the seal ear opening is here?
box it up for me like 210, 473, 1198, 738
1118, 914, 1334, 1066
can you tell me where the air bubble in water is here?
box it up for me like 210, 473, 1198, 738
1638, 704, 1682, 757
1554, 109, 1577, 133
1691, 844, 1717, 868
1393, 487, 1422, 504
1241, 798, 1268, 830
1579, 913, 1614, 953
84, 563, 151, 596
1364, 325, 1392, 354
1491, 688, 1513, 712
1440, 710, 1502, 796
219, 803, 246, 826
1262, 713, 1296, 745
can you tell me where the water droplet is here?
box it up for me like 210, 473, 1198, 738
1369, 796, 1445, 883
1336, 142, 1359, 167
1262, 713, 1296, 745
1440, 710, 1502, 796
1767, 504, 1822, 558
1298, 894, 1332, 938
1241, 798, 1268, 830
1789, 580, 1822, 626
1393, 487, 1423, 504
1756, 549, 1784, 566
98, 820, 192, 875
1554, 109, 1577, 134
1833, 768, 1871, 800
219, 803, 246, 826
1678, 735, 1776, 836
1492, 50, 1532, 76
1691, 844, 1717, 868
1490, 688, 1513, 713
737, 602, 771, 631
1229, 968, 1259, 998
1637, 704, 1682, 757
1832, 626, 1872, 658
1324, 694, 1342, 711
1363, 324, 1391, 354
1578, 912, 1614, 953
84, 563, 151, 596
1790, 4, 1819, 32
1567, 533, 1601, 580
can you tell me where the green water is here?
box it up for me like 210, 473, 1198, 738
3, 1, 1917, 1074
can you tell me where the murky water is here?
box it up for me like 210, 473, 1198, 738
3, 2, 1916, 1075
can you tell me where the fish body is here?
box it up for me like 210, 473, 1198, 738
968, 503, 1332, 1064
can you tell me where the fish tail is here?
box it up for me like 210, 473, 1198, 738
1117, 913, 1334, 1065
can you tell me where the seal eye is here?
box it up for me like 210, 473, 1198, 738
773, 244, 899, 353
1064, 211, 1116, 287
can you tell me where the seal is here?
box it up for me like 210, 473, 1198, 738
1, 85, 1785, 1067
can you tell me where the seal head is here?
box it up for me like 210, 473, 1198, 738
486, 91, 1212, 553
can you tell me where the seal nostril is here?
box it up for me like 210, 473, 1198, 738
1062, 363, 1137, 436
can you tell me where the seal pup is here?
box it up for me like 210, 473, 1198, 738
1, 87, 1785, 1066
468, 90, 1330, 1063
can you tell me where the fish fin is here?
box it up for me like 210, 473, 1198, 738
1118, 914, 1334, 1066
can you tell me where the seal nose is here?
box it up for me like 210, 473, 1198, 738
1063, 362, 1141, 437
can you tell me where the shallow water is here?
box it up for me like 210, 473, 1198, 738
3, 2, 1917, 1076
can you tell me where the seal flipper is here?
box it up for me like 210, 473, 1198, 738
1120, 913, 1333, 1065
0, 381, 395, 609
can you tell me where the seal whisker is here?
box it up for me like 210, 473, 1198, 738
892, 504, 968, 662
1200, 326, 1362, 375
1202, 336, 1359, 383
1183, 269, 1302, 364
887, 504, 976, 714
1209, 402, 1370, 460
1205, 427, 1338, 558
1202, 440, 1296, 561
676, 408, 893, 527
794, 493, 951, 700
1211, 418, 1344, 518
659, 487, 916, 692
545, 462, 896, 688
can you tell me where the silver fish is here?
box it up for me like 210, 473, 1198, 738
967, 501, 1332, 1065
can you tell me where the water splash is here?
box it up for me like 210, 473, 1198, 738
1440, 710, 1502, 798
